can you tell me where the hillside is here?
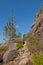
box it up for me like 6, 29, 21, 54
0, 6, 43, 65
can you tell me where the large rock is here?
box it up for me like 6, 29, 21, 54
31, 13, 43, 33
30, 11, 43, 43
3, 61, 18, 65
18, 43, 32, 65
3, 43, 33, 65
3, 49, 19, 63
3, 38, 23, 50
19, 58, 29, 65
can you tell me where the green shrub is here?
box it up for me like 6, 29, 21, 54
32, 54, 43, 65
29, 37, 42, 48
26, 37, 42, 53
16, 42, 23, 49
0, 45, 8, 51
30, 37, 39, 43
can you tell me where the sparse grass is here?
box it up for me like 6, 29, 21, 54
26, 37, 42, 53
0, 45, 8, 51
16, 42, 23, 49
29, 37, 39, 43
30, 37, 42, 48
32, 54, 43, 65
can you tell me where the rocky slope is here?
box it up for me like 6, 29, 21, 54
0, 6, 43, 65
30, 10, 43, 43
3, 43, 33, 65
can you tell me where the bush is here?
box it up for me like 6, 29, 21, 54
29, 37, 39, 43
32, 54, 43, 65
29, 37, 42, 48
16, 42, 23, 49
0, 45, 8, 51
26, 38, 42, 53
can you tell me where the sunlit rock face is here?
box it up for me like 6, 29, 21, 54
2, 42, 33, 65
3, 49, 19, 63
3, 38, 23, 50
30, 12, 43, 43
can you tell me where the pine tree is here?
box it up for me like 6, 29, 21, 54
17, 32, 21, 38
4, 20, 16, 39
4, 11, 16, 40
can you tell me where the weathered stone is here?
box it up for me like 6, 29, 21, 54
3, 49, 19, 63
3, 38, 23, 50
31, 13, 43, 33
30, 12, 43, 44
19, 58, 29, 65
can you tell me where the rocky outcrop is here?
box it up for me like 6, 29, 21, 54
3, 6, 43, 65
3, 38, 23, 50
3, 43, 33, 65
30, 11, 43, 43
31, 13, 43, 34
3, 49, 19, 63
18, 43, 32, 65
2, 38, 23, 64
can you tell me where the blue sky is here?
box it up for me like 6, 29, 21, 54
0, 0, 43, 43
